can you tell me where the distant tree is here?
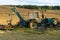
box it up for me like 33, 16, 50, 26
52, 6, 60, 10
13, 5, 60, 10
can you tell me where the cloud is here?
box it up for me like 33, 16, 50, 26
0, 0, 25, 5
18, 0, 60, 6
19, 0, 60, 3
0, 0, 60, 6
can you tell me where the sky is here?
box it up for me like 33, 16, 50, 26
0, 0, 60, 6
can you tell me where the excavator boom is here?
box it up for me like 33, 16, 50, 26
11, 7, 24, 21
11, 7, 27, 26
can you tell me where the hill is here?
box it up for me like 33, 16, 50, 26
0, 6, 60, 25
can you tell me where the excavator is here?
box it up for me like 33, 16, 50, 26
11, 7, 58, 29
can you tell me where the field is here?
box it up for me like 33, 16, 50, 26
0, 6, 60, 25
0, 6, 60, 40
0, 28, 60, 40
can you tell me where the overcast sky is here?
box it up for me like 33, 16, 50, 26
0, 0, 60, 6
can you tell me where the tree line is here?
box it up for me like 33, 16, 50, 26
11, 5, 60, 10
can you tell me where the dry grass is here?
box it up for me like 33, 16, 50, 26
0, 6, 60, 25
0, 6, 60, 40
0, 28, 60, 40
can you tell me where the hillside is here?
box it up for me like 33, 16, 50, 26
0, 6, 60, 25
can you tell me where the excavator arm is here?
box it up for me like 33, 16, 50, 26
11, 7, 24, 21
11, 7, 27, 27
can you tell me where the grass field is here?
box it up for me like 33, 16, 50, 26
0, 6, 60, 40
0, 28, 60, 40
